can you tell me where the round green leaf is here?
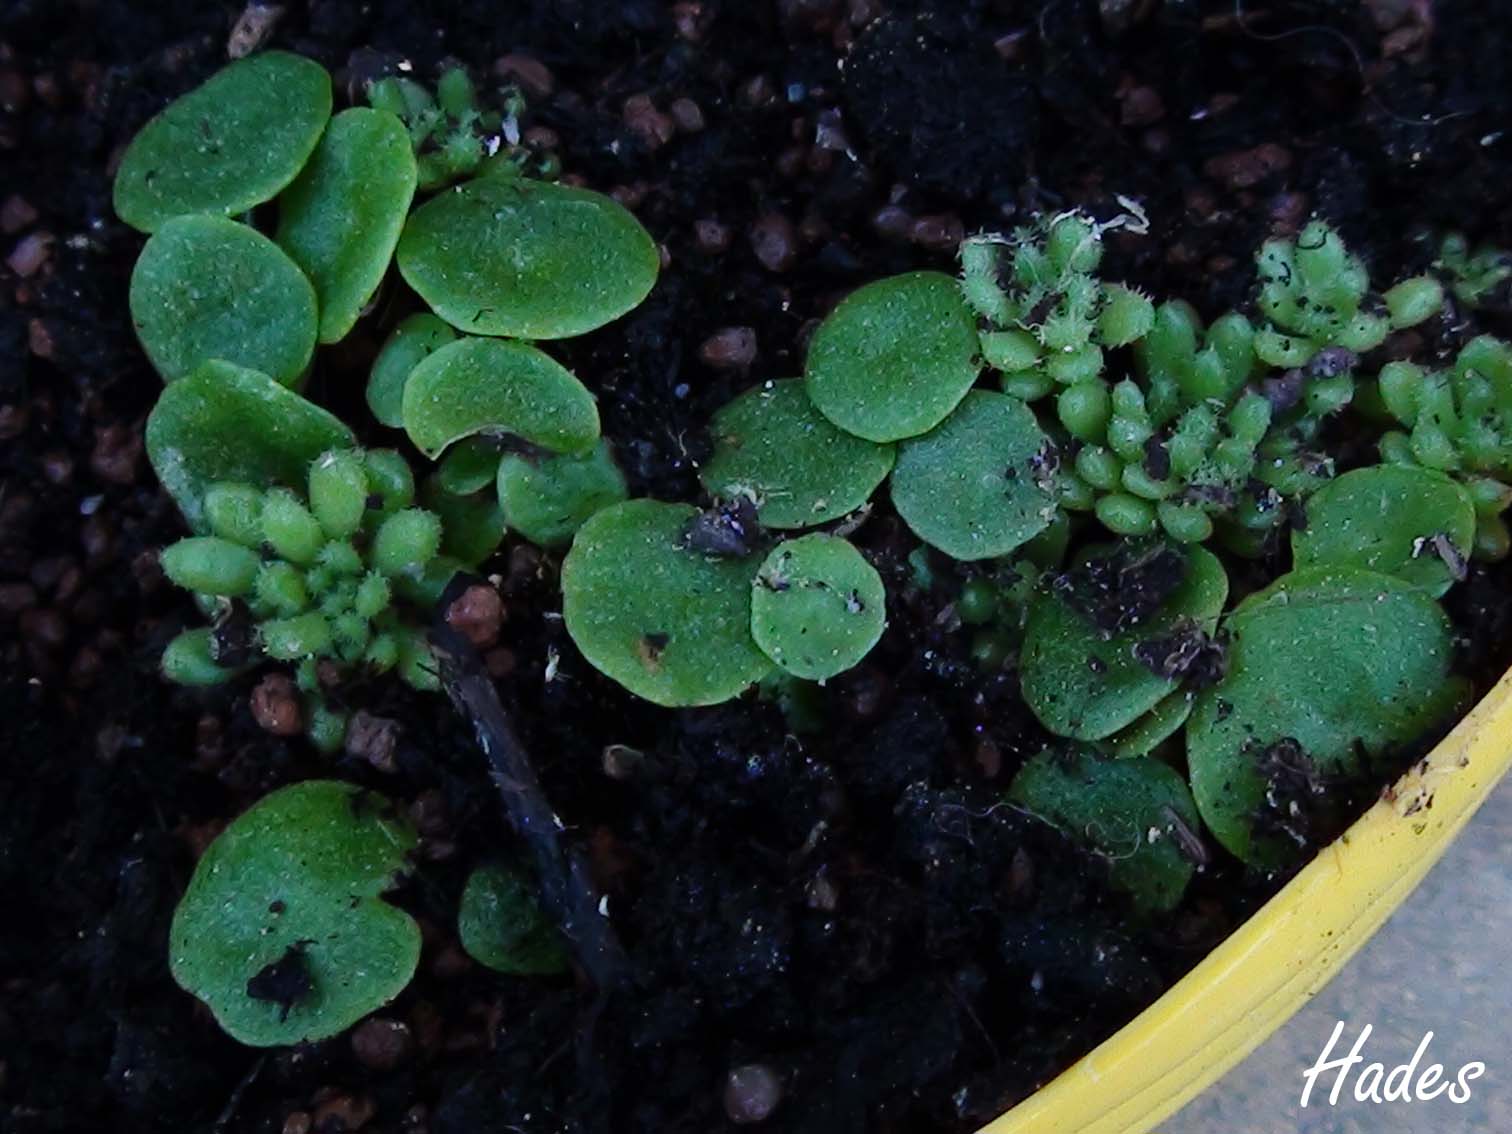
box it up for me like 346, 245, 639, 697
277, 108, 418, 344
1103, 690, 1195, 759
457, 863, 569, 976
421, 476, 507, 567
397, 177, 660, 339
804, 272, 980, 443
750, 534, 886, 680
368, 314, 457, 428
561, 500, 772, 706
1292, 465, 1475, 598
1008, 748, 1201, 913
130, 215, 318, 386
890, 390, 1057, 560
113, 51, 332, 233
700, 379, 894, 529
497, 438, 628, 548
168, 780, 420, 1047
1188, 568, 1463, 867
1021, 543, 1228, 741
146, 360, 354, 532
401, 337, 599, 460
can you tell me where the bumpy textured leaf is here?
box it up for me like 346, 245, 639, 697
169, 781, 419, 1046
277, 108, 418, 343
401, 337, 599, 460
1021, 543, 1228, 740
130, 215, 317, 386
114, 51, 332, 233
561, 500, 772, 706
804, 272, 980, 443
700, 379, 894, 529
750, 534, 886, 680
397, 177, 659, 339
146, 360, 354, 531
1188, 568, 1462, 866
457, 863, 569, 976
890, 390, 1057, 560
1292, 465, 1475, 598
1009, 749, 1201, 912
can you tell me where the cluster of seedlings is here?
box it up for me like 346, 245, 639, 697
119, 52, 1510, 1047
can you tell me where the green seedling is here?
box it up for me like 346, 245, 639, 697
130, 215, 318, 386
1437, 232, 1512, 309
169, 780, 420, 1047
1376, 335, 1512, 558
750, 534, 886, 681
890, 390, 1057, 560
158, 449, 452, 749
700, 379, 895, 529
401, 336, 600, 460
398, 177, 660, 339
961, 211, 1154, 394
1021, 542, 1228, 741
560, 500, 772, 706
804, 271, 981, 443
457, 863, 570, 976
1188, 568, 1464, 867
146, 360, 354, 532
1009, 748, 1202, 913
114, 51, 332, 233
277, 107, 418, 343
367, 313, 457, 428
1255, 219, 1442, 368
497, 439, 629, 548
1293, 465, 1476, 596
1134, 303, 1256, 419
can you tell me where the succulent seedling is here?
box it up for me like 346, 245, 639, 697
169, 780, 420, 1046
457, 862, 570, 975
1437, 232, 1512, 310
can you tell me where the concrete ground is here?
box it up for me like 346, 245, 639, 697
1163, 778, 1512, 1134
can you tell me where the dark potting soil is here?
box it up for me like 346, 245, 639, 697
3, 2, 1512, 1133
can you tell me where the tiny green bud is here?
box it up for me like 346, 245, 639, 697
317, 539, 364, 577
354, 571, 392, 619
161, 628, 237, 686
261, 489, 325, 565
332, 613, 372, 661
1057, 381, 1112, 443
160, 537, 261, 597
261, 611, 333, 660
1121, 463, 1175, 501
365, 632, 400, 672
1045, 214, 1101, 274
1095, 492, 1158, 537
1000, 369, 1055, 401
203, 483, 266, 547
957, 578, 1000, 626
1227, 392, 1272, 447
1384, 276, 1445, 329
1157, 501, 1214, 544
436, 66, 477, 117
1378, 361, 1424, 425
1409, 422, 1460, 472
1045, 343, 1104, 385
1075, 445, 1123, 491
1056, 470, 1097, 512
1254, 329, 1312, 368
306, 699, 349, 753
308, 450, 370, 538
1305, 374, 1354, 418
254, 561, 309, 616
1097, 285, 1155, 347
373, 509, 444, 577
1337, 310, 1390, 353
363, 449, 417, 513
981, 329, 1042, 373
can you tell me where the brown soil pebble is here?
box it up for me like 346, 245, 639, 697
250, 673, 302, 737
350, 1016, 414, 1072
724, 1064, 784, 1124
444, 583, 504, 648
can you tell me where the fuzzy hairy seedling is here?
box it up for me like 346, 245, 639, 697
497, 439, 628, 548
130, 215, 318, 387
113, 51, 332, 233
561, 500, 772, 706
804, 271, 981, 443
146, 360, 354, 532
890, 390, 1057, 560
397, 177, 660, 339
700, 379, 895, 529
1292, 465, 1475, 597
169, 780, 419, 1047
401, 336, 600, 460
750, 534, 886, 681
1009, 749, 1202, 913
1187, 568, 1464, 867
1021, 542, 1228, 741
277, 108, 418, 343
457, 863, 569, 976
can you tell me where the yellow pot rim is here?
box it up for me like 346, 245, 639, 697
978, 666, 1512, 1134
